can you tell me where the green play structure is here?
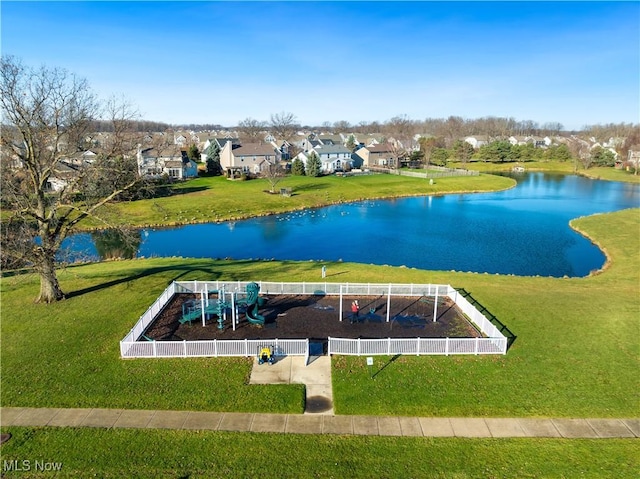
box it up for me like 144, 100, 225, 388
180, 289, 230, 329
179, 283, 267, 329
241, 282, 266, 326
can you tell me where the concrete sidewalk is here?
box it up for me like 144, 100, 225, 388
1, 407, 638, 438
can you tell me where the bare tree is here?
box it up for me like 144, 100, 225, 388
0, 56, 142, 302
263, 160, 285, 193
269, 111, 299, 143
237, 117, 267, 142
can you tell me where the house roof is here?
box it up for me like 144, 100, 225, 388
365, 143, 395, 153
313, 144, 352, 155
232, 143, 277, 157
140, 145, 183, 158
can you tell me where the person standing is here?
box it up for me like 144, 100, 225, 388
351, 300, 359, 322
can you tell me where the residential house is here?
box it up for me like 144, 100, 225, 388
219, 142, 280, 176
354, 143, 397, 168
626, 149, 640, 169
137, 146, 198, 179
296, 144, 353, 174
464, 136, 489, 149
201, 137, 240, 162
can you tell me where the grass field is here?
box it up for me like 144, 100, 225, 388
1, 174, 638, 477
88, 172, 514, 228
446, 160, 640, 183
0, 427, 637, 478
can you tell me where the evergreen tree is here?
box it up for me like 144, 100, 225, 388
346, 134, 357, 151
204, 142, 222, 175
291, 157, 306, 176
187, 144, 200, 162
306, 152, 322, 177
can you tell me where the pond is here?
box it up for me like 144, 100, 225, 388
64, 173, 639, 277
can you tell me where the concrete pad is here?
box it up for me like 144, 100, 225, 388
484, 418, 527, 438
398, 416, 424, 437
81, 409, 123, 428
552, 419, 597, 438
517, 419, 561, 437
291, 356, 332, 385
182, 411, 224, 430
377, 416, 402, 436
587, 419, 636, 438
352, 416, 379, 436
250, 357, 292, 384
251, 413, 287, 433
449, 418, 491, 437
304, 384, 334, 415
10, 408, 60, 426
322, 415, 353, 435
0, 407, 26, 426
49, 408, 92, 427
621, 419, 640, 437
146, 410, 190, 429
418, 417, 454, 437
218, 413, 254, 432
114, 410, 156, 429
285, 414, 323, 434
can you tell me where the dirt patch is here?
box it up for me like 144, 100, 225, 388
143, 293, 480, 342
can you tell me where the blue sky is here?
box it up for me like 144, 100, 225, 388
1, 1, 638, 129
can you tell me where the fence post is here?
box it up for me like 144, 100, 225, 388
357, 338, 361, 356
416, 337, 421, 356
445, 337, 449, 356
475, 337, 479, 355
388, 337, 391, 355
214, 339, 218, 358
245, 338, 248, 357
183, 340, 187, 357
153, 340, 157, 358
305, 339, 309, 365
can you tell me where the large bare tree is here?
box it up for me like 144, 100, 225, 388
0, 56, 141, 302
269, 111, 299, 143
237, 117, 267, 142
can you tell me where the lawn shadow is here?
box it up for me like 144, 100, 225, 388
372, 354, 402, 379
455, 288, 517, 349
293, 183, 330, 192
326, 270, 349, 277
64, 264, 224, 299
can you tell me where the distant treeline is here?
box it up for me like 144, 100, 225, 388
88, 117, 638, 146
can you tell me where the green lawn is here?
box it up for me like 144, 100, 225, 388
89, 173, 514, 228
447, 160, 640, 183
0, 428, 637, 478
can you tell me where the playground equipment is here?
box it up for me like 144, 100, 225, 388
180, 288, 230, 329
177, 283, 268, 331
257, 345, 275, 365
243, 282, 266, 326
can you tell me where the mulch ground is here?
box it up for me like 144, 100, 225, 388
144, 293, 481, 344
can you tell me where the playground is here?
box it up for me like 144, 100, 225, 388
143, 287, 480, 344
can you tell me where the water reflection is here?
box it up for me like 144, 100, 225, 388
92, 229, 141, 260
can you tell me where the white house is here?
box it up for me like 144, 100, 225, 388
297, 144, 352, 173
137, 146, 198, 179
464, 136, 489, 149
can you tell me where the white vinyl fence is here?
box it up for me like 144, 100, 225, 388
120, 281, 507, 361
